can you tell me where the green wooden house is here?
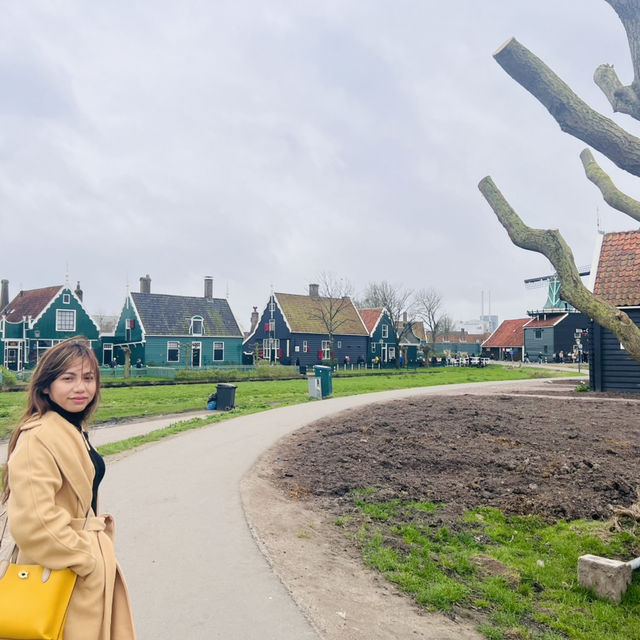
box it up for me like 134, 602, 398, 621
104, 275, 243, 367
0, 281, 100, 371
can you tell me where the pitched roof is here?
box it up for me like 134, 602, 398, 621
593, 230, 640, 306
482, 318, 529, 348
411, 321, 427, 342
275, 292, 368, 335
358, 308, 384, 334
130, 292, 242, 337
2, 286, 63, 323
525, 314, 567, 329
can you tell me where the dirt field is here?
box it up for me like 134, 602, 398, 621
242, 380, 640, 639
272, 382, 640, 523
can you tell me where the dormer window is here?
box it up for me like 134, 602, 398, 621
63, 293, 71, 304
191, 316, 203, 336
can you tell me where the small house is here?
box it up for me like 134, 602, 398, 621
0, 280, 100, 371
243, 284, 369, 366
359, 308, 397, 364
105, 275, 243, 368
482, 318, 529, 361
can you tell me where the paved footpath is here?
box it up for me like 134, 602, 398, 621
2, 378, 580, 639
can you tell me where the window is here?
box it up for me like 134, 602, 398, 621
381, 325, 388, 339
213, 341, 224, 361
321, 340, 331, 360
337, 340, 342, 349
191, 316, 203, 336
302, 340, 309, 353
36, 339, 53, 362
534, 329, 542, 339
62, 293, 70, 304
56, 309, 76, 332
167, 341, 180, 363
371, 343, 376, 353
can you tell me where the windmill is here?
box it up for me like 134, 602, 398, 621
524, 266, 590, 311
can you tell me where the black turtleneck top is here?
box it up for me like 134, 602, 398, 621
50, 402, 105, 514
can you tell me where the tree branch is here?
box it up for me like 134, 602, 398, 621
594, 63, 640, 119
478, 175, 640, 362
580, 148, 640, 221
493, 37, 640, 176
605, 1, 640, 91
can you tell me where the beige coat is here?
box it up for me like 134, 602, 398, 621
7, 411, 135, 640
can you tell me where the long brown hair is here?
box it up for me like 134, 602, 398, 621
1, 337, 101, 503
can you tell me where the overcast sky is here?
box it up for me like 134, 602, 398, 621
1, 1, 638, 331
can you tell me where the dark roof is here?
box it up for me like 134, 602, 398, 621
275, 293, 368, 336
593, 230, 640, 306
2, 285, 63, 322
525, 314, 567, 329
130, 292, 242, 337
482, 318, 529, 348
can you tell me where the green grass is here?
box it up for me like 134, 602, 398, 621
0, 365, 573, 439
346, 496, 640, 640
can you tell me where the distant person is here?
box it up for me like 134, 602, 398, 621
109, 357, 117, 368
135, 358, 142, 368
1, 337, 136, 639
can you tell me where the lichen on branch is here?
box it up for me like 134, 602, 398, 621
580, 148, 640, 222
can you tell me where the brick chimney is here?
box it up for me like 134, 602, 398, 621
204, 276, 213, 300
1, 279, 8, 311
309, 283, 319, 299
139, 274, 151, 294
250, 306, 259, 333
74, 281, 83, 301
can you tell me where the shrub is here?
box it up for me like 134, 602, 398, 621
0, 367, 17, 387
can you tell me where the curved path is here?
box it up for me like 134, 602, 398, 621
100, 378, 574, 640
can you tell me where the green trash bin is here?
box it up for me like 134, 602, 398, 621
313, 365, 332, 397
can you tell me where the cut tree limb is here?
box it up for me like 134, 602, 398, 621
478, 176, 640, 363
580, 148, 640, 222
493, 37, 640, 177
594, 64, 640, 119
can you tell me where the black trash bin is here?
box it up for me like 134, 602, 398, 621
299, 365, 307, 375
216, 383, 237, 410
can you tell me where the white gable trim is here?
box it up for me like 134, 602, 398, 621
588, 232, 605, 292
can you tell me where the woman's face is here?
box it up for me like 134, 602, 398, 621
44, 357, 97, 413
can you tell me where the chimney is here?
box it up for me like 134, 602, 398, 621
204, 276, 213, 300
139, 274, 151, 294
250, 306, 259, 333
309, 283, 319, 299
74, 281, 83, 301
1, 279, 8, 311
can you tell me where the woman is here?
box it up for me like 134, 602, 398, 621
1, 338, 135, 640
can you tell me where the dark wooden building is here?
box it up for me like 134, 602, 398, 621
589, 230, 640, 392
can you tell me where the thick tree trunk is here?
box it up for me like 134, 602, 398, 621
478, 176, 640, 363
493, 37, 640, 177
580, 148, 640, 222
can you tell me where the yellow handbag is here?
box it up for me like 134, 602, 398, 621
0, 511, 78, 640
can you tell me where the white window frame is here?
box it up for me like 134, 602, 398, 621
191, 316, 204, 336
213, 341, 225, 361
167, 341, 180, 363
337, 340, 342, 349
321, 340, 331, 360
192, 341, 202, 367
56, 309, 76, 332
302, 340, 308, 353
381, 325, 389, 339
62, 293, 71, 304
371, 343, 376, 353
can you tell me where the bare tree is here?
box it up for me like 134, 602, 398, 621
362, 281, 414, 368
478, 0, 640, 363
415, 288, 446, 353
310, 272, 355, 362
